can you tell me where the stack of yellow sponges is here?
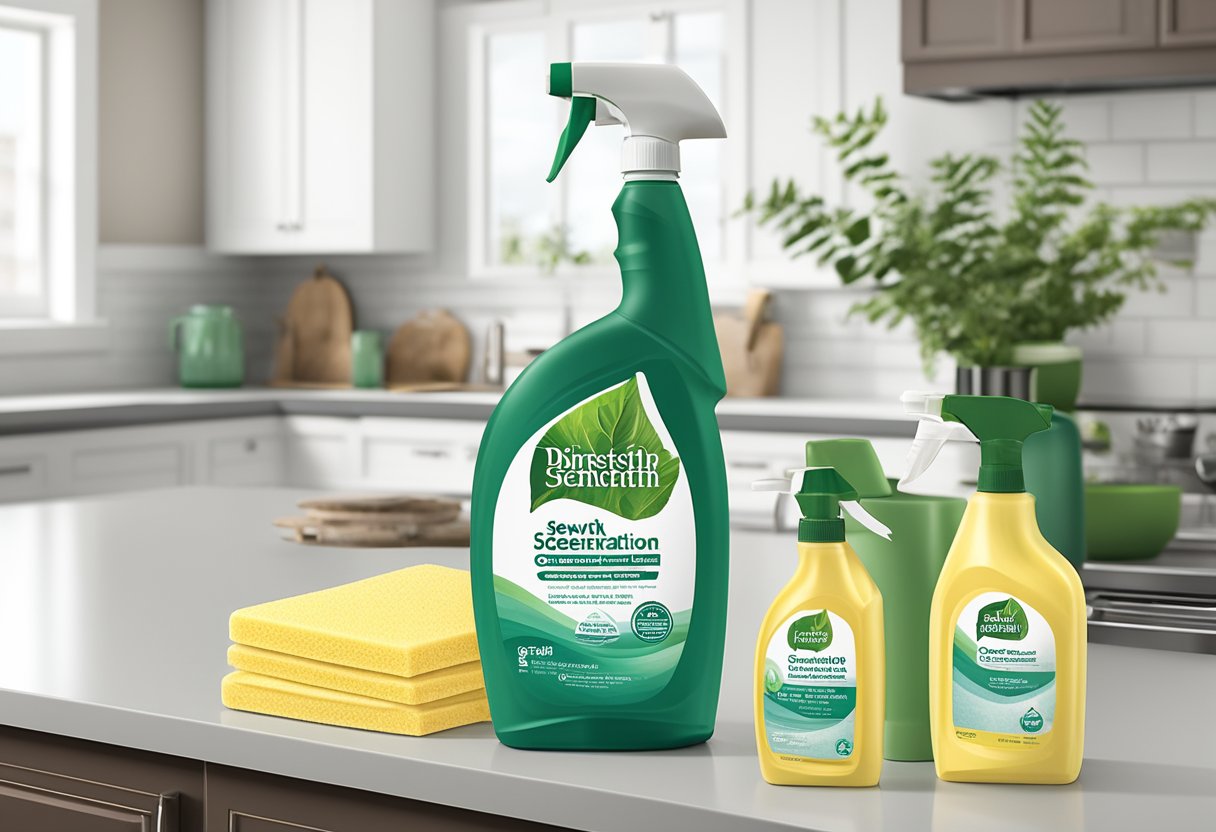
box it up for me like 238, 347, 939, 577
221, 564, 489, 736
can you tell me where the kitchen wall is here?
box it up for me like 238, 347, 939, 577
1030, 92, 1216, 403
0, 0, 240, 395
4, 0, 1215, 402
98, 0, 205, 245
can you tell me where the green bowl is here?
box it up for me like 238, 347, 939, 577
1084, 484, 1181, 561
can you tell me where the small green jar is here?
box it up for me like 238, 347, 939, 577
351, 330, 384, 389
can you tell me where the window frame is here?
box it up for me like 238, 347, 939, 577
0, 0, 100, 355
464, 0, 749, 289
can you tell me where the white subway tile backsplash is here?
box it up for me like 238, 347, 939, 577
1196, 92, 1216, 138
1080, 358, 1195, 401
1198, 363, 1216, 399
1110, 93, 1193, 141
1147, 320, 1216, 358
1197, 279, 1216, 318
1069, 320, 1147, 357
1083, 143, 1144, 185
1019, 97, 1110, 142
1100, 185, 1216, 208
1118, 277, 1197, 318
1146, 141, 1216, 184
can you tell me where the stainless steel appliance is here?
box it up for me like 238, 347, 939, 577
1084, 541, 1216, 654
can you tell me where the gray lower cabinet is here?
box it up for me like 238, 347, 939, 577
0, 726, 561, 831
206, 765, 559, 832
0, 726, 204, 832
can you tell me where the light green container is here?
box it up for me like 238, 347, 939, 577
351, 330, 384, 389
170, 305, 244, 388
806, 439, 965, 762
1012, 342, 1083, 413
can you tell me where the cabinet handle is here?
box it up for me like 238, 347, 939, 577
275, 222, 303, 232
156, 791, 180, 832
412, 448, 450, 459
727, 460, 769, 470
0, 464, 33, 477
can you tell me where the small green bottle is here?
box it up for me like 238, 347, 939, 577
805, 438, 965, 762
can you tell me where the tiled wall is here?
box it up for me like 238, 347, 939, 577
0, 248, 279, 395
1034, 91, 1216, 404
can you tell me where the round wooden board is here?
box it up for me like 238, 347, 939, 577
386, 310, 471, 385
296, 494, 461, 515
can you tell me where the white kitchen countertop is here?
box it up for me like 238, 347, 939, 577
0, 486, 1213, 832
0, 387, 918, 436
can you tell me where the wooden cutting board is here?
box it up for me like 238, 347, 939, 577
274, 265, 355, 386
274, 493, 468, 548
385, 310, 471, 386
714, 289, 784, 398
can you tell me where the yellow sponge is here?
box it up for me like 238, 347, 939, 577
221, 671, 490, 736
227, 644, 484, 705
229, 565, 478, 677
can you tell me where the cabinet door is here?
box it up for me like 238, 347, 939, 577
360, 417, 484, 496
0, 726, 203, 832
1160, 0, 1216, 46
902, 0, 1016, 61
206, 0, 295, 251
1016, 0, 1158, 53
0, 451, 49, 502
205, 765, 562, 832
69, 441, 186, 495
295, 0, 374, 250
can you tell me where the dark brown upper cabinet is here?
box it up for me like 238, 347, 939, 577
902, 0, 1016, 61
903, 0, 1216, 98
1160, 0, 1216, 47
1017, 0, 1157, 53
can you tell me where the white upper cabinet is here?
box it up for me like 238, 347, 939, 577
206, 0, 434, 254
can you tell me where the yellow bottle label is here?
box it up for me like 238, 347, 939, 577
762, 610, 856, 761
952, 592, 1055, 747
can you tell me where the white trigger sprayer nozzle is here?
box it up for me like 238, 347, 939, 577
752, 468, 893, 542
840, 500, 893, 541
899, 390, 977, 489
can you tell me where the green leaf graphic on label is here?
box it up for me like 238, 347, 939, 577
1020, 707, 1044, 733
764, 658, 783, 693
529, 376, 681, 520
976, 597, 1029, 641
788, 610, 834, 652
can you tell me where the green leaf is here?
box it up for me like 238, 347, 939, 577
976, 597, 1029, 641
787, 611, 834, 652
529, 377, 680, 520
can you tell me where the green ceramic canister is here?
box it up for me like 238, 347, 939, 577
351, 330, 384, 389
805, 439, 966, 762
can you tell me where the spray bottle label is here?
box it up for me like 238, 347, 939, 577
491, 373, 695, 705
762, 610, 857, 761
952, 592, 1056, 748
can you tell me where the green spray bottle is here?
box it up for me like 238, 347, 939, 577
470, 62, 729, 750
804, 439, 966, 762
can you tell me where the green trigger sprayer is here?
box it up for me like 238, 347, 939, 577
470, 63, 731, 751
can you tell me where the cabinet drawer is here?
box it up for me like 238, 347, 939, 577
0, 454, 48, 502
362, 436, 477, 496
209, 435, 283, 485
70, 444, 185, 494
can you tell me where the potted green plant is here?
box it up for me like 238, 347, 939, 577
743, 99, 1216, 410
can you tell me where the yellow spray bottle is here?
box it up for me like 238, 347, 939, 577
751, 468, 889, 786
902, 393, 1086, 784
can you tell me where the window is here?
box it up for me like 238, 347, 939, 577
0, 0, 97, 350
0, 21, 45, 316
468, 1, 737, 279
